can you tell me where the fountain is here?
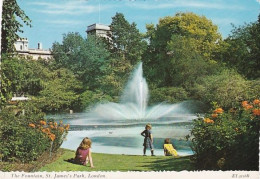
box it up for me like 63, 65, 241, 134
59, 62, 196, 156
85, 62, 194, 122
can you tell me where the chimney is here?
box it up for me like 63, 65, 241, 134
38, 42, 42, 50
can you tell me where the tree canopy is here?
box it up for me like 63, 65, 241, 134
1, 0, 31, 54
216, 14, 260, 79
52, 33, 110, 90
109, 12, 146, 65
143, 12, 222, 87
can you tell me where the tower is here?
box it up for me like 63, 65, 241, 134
86, 23, 111, 39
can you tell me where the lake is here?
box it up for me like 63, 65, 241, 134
48, 112, 194, 156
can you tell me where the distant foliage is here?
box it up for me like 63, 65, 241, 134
216, 14, 260, 79
79, 90, 113, 111
1, 56, 83, 112
35, 68, 82, 112
149, 87, 188, 104
193, 69, 249, 109
189, 100, 260, 170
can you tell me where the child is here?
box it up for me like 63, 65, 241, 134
163, 138, 178, 156
141, 123, 155, 156
74, 137, 94, 168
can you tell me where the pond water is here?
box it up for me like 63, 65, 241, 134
49, 112, 194, 156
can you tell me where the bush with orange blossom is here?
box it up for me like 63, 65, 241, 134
187, 99, 259, 170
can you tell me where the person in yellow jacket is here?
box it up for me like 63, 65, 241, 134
163, 138, 178, 156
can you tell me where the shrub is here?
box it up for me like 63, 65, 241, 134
0, 102, 69, 162
193, 69, 248, 109
188, 99, 259, 170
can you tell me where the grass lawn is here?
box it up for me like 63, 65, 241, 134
39, 148, 195, 172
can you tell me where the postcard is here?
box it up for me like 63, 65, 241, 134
0, 0, 259, 179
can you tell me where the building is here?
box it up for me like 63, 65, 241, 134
14, 38, 52, 60
86, 23, 111, 39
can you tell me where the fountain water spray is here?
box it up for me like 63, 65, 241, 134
86, 62, 194, 121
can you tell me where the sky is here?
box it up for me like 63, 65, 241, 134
17, 0, 260, 50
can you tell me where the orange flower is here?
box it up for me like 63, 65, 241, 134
42, 128, 51, 134
65, 124, 70, 131
48, 122, 53, 125
252, 109, 260, 116
50, 125, 54, 129
29, 123, 35, 128
242, 101, 248, 107
253, 99, 260, 105
244, 105, 253, 110
40, 120, 47, 125
204, 118, 214, 124
214, 108, 224, 114
58, 127, 64, 133
54, 122, 58, 127
48, 133, 56, 141
212, 113, 218, 118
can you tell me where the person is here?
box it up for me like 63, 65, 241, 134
74, 137, 94, 168
163, 138, 178, 156
141, 123, 155, 156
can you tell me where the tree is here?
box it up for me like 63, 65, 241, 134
166, 35, 221, 89
36, 68, 82, 112
98, 57, 133, 98
143, 12, 222, 87
1, 0, 31, 54
110, 13, 146, 65
52, 33, 110, 89
1, 56, 47, 102
216, 14, 260, 79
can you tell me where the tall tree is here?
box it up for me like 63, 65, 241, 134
1, 0, 31, 54
143, 12, 222, 87
110, 13, 146, 65
1, 0, 31, 106
216, 14, 260, 79
52, 33, 110, 90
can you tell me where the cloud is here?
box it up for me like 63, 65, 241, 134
45, 20, 83, 25
126, 0, 245, 10
29, 1, 112, 15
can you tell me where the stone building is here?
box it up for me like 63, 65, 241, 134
86, 23, 111, 39
14, 38, 52, 60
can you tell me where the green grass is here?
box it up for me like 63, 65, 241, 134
39, 149, 195, 171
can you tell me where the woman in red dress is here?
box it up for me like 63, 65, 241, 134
74, 137, 94, 168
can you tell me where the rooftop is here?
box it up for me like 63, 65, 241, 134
86, 23, 110, 32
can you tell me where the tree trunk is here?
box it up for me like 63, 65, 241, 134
0, 0, 3, 108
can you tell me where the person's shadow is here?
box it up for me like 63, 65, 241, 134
64, 158, 75, 164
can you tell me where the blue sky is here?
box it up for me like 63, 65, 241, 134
18, 0, 260, 50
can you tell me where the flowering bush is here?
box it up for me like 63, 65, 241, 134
188, 99, 259, 170
0, 103, 69, 162
28, 119, 70, 153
